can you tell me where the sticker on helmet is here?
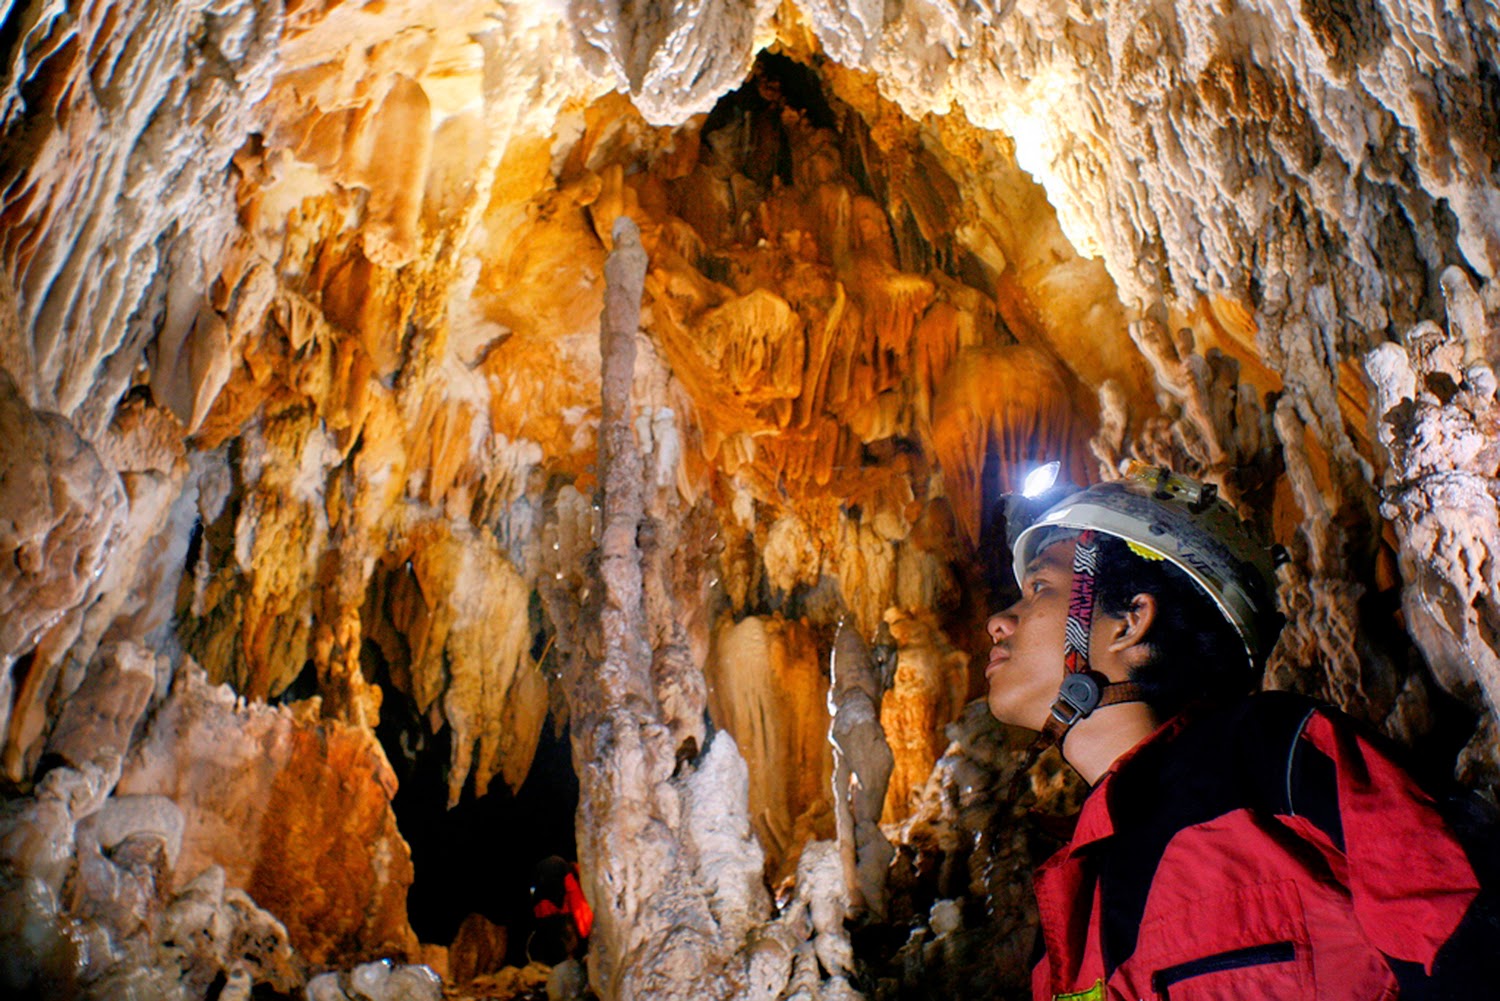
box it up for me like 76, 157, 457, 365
1126, 540, 1167, 561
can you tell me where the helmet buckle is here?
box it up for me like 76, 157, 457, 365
1050, 672, 1104, 726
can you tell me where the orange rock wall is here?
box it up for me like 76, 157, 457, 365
116, 666, 418, 965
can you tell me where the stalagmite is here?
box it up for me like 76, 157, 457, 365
828, 620, 894, 920
566, 216, 768, 999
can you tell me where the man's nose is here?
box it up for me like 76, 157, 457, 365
986, 608, 1016, 641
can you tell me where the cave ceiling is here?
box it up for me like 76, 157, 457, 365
2, 0, 1500, 996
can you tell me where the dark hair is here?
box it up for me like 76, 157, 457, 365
533, 855, 570, 904
1092, 534, 1254, 718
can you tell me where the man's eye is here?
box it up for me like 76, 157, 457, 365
1029, 580, 1045, 594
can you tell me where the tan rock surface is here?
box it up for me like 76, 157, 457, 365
879, 613, 968, 825
0, 372, 129, 780
706, 615, 834, 883
1367, 269, 1500, 774
115, 665, 417, 966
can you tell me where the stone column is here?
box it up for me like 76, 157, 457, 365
829, 619, 894, 921
565, 217, 768, 999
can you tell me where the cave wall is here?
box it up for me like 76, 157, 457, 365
1, 0, 1499, 997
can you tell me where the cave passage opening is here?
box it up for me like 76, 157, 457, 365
373, 667, 579, 965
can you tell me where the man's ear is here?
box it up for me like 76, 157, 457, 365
1106, 593, 1157, 653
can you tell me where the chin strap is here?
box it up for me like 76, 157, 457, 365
1037, 530, 1145, 750
1038, 672, 1146, 748
1006, 530, 1151, 808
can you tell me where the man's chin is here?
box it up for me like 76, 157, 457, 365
985, 693, 1042, 732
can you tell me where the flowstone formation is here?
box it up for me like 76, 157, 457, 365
1366, 267, 1500, 782
1, 0, 1500, 999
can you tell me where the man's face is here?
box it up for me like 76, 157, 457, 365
985, 537, 1076, 731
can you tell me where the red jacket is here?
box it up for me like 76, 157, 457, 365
535, 867, 594, 940
1031, 693, 1482, 1000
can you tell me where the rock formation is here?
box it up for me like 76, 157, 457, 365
0, 0, 1498, 998
829, 619, 894, 920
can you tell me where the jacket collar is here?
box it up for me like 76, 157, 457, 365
1062, 712, 1191, 854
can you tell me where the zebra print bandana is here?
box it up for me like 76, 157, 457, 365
1063, 530, 1099, 674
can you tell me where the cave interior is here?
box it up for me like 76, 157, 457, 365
2, 1, 1500, 999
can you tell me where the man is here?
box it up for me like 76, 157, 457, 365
531, 855, 594, 948
986, 465, 1492, 1000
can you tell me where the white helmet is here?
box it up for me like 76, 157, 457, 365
1011, 465, 1282, 670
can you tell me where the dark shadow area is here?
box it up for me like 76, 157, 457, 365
373, 677, 579, 963
978, 429, 1015, 605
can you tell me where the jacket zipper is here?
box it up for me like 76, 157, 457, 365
1151, 941, 1296, 997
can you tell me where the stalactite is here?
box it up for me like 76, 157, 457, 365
398, 521, 544, 807
1090, 314, 1280, 509
830, 514, 899, 640
183, 403, 334, 702
0, 0, 281, 426
930, 345, 1093, 546
856, 264, 935, 388
705, 615, 833, 883
1265, 394, 1396, 719
763, 515, 825, 597
151, 243, 277, 434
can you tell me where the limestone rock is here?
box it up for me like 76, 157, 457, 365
705, 615, 834, 882
1, 398, 185, 783
0, 785, 77, 898
303, 960, 442, 1001
0, 788, 301, 1000
878, 613, 968, 825
150, 868, 304, 995
45, 643, 160, 789
0, 0, 280, 425
448, 913, 508, 986
2, 0, 1500, 995
0, 370, 125, 664
1367, 274, 1500, 778
115, 664, 418, 965
0, 371, 128, 777
879, 701, 1044, 998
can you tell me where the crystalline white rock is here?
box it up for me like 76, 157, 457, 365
304, 971, 350, 1001
348, 959, 392, 999
929, 898, 963, 937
